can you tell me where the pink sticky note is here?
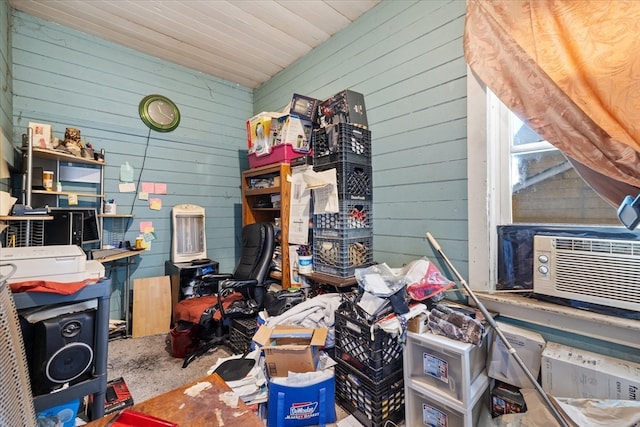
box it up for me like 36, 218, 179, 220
139, 221, 153, 233
141, 182, 154, 193
154, 183, 167, 194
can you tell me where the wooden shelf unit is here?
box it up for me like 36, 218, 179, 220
241, 163, 292, 289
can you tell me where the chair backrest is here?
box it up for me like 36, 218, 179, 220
233, 222, 275, 284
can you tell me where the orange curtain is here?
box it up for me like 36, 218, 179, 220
464, 0, 640, 206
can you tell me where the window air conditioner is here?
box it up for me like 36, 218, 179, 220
533, 235, 640, 312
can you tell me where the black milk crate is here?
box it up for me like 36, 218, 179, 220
227, 316, 258, 354
313, 200, 373, 238
335, 361, 405, 427
312, 233, 373, 278
312, 123, 372, 166
313, 161, 372, 201
334, 306, 404, 381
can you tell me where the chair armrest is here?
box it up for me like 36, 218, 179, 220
220, 278, 259, 291
201, 273, 233, 282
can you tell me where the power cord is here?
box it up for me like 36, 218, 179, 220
129, 127, 152, 216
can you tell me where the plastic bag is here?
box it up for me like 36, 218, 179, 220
355, 258, 455, 301
354, 262, 405, 297
427, 303, 485, 345
403, 258, 456, 301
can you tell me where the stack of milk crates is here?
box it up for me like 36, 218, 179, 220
312, 89, 374, 279
332, 300, 405, 427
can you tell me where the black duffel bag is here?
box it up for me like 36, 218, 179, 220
263, 289, 305, 316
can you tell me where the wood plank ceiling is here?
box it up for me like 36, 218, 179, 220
8, 0, 381, 89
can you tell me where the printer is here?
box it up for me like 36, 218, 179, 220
0, 245, 104, 283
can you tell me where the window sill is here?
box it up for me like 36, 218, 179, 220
474, 292, 640, 350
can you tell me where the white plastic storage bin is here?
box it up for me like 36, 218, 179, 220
405, 379, 489, 427
404, 331, 489, 407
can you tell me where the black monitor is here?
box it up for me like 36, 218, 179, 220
44, 207, 101, 246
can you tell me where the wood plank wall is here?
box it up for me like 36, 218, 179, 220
8, 0, 470, 282
1, 1, 13, 192
255, 0, 469, 276
10, 11, 253, 277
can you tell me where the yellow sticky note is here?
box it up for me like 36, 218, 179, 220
149, 198, 162, 210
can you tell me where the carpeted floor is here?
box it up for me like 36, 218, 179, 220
103, 333, 351, 425
106, 333, 231, 404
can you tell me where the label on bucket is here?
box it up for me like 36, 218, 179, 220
298, 255, 312, 274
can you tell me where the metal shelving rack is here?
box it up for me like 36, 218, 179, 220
16, 132, 105, 247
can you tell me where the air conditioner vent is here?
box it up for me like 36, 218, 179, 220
534, 235, 640, 312
554, 237, 640, 257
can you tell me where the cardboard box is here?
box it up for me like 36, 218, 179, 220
407, 312, 429, 333
245, 112, 280, 155
37, 398, 80, 427
29, 122, 52, 149
541, 341, 640, 400
487, 321, 545, 388
491, 381, 527, 417
317, 89, 367, 129
88, 376, 134, 417
253, 325, 328, 377
271, 114, 313, 150
288, 93, 319, 122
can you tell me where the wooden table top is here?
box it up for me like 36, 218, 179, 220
85, 373, 264, 427
300, 271, 358, 288
93, 249, 141, 263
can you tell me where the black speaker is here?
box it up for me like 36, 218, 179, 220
22, 310, 96, 396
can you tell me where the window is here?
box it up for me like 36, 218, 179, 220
467, 71, 640, 351
490, 91, 619, 226
467, 74, 627, 292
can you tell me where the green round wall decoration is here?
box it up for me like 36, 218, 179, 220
139, 94, 180, 132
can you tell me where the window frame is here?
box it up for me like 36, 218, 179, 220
466, 67, 640, 352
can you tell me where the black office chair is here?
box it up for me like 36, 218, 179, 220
173, 222, 275, 368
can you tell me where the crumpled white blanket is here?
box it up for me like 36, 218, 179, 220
265, 293, 343, 348
478, 388, 640, 427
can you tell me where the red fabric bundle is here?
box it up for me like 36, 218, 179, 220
173, 292, 244, 324
9, 278, 96, 295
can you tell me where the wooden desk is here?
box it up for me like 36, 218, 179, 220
94, 250, 141, 337
85, 373, 264, 427
92, 249, 140, 264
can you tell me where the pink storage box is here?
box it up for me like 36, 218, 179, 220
248, 143, 310, 168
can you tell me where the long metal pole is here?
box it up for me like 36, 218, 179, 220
426, 232, 572, 427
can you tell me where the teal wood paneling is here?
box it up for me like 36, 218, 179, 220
255, 0, 469, 276
1, 0, 13, 193
11, 11, 252, 278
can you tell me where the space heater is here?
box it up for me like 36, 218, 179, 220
171, 204, 207, 263
533, 235, 640, 312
